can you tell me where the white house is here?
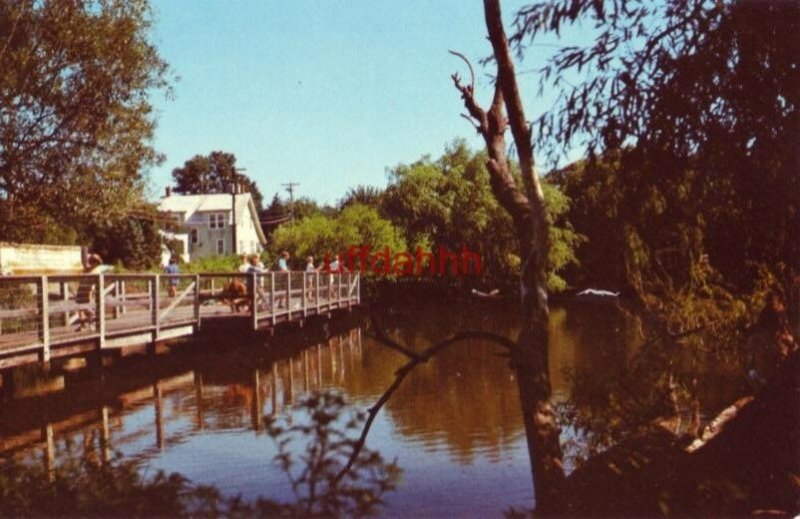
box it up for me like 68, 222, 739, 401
158, 191, 267, 261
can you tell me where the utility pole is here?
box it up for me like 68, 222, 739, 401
282, 182, 300, 224
231, 168, 247, 255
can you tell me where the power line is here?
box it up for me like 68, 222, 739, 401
259, 213, 292, 225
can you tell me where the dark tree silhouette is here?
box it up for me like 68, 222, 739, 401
171, 151, 264, 211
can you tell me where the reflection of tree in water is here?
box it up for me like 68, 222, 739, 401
359, 298, 797, 516
0, 390, 400, 517
556, 310, 756, 471
382, 337, 522, 464
355, 302, 526, 464
344, 302, 650, 466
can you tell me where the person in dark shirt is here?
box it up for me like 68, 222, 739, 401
164, 256, 180, 297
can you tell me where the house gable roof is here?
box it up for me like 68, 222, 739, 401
158, 193, 267, 244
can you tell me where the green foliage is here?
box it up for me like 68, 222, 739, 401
87, 215, 162, 270
542, 183, 584, 292
180, 254, 242, 273
263, 193, 288, 218
518, 0, 798, 346
293, 196, 335, 220
381, 140, 581, 290
512, 1, 799, 167
164, 237, 185, 258
0, 0, 170, 242
270, 204, 406, 272
0, 447, 236, 517
552, 146, 795, 349
339, 185, 384, 209
171, 151, 264, 211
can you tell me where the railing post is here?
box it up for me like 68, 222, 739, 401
251, 273, 258, 330
96, 274, 105, 349
119, 280, 127, 316
270, 272, 276, 325
285, 272, 291, 316
337, 272, 342, 305
112, 280, 120, 319
151, 274, 160, 337
60, 280, 70, 327
38, 276, 50, 362
356, 272, 361, 303
303, 273, 308, 317
194, 274, 201, 328
316, 271, 321, 313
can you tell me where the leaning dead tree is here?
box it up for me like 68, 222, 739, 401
450, 0, 564, 512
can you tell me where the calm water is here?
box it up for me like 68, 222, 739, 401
0, 301, 746, 516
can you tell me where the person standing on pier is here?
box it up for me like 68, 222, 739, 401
246, 254, 264, 313
274, 251, 290, 309
75, 253, 103, 331
237, 254, 250, 274
305, 256, 318, 301
164, 256, 180, 297
326, 254, 347, 299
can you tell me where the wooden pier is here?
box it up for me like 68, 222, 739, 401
0, 271, 360, 370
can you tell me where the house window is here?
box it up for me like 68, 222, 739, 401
216, 239, 225, 255
190, 229, 198, 244
209, 213, 226, 229
239, 240, 244, 253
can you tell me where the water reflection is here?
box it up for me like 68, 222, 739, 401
0, 302, 750, 516
0, 329, 359, 465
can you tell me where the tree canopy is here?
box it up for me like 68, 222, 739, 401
513, 0, 798, 308
382, 141, 582, 291
269, 204, 406, 271
0, 0, 169, 242
171, 151, 264, 211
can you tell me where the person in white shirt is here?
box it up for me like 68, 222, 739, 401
237, 254, 249, 273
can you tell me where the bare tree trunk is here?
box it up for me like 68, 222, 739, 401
451, 0, 565, 512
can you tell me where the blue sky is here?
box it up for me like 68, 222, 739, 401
147, 1, 582, 205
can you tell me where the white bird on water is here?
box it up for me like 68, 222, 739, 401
576, 288, 620, 297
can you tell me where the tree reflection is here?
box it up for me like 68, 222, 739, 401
556, 320, 753, 470
0, 390, 400, 517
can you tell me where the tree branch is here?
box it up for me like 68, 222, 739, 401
332, 314, 515, 484
448, 50, 475, 93
460, 113, 482, 133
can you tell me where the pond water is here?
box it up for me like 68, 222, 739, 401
0, 300, 748, 516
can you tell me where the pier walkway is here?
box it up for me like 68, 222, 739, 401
0, 271, 360, 370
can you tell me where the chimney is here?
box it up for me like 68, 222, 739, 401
165, 186, 172, 197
